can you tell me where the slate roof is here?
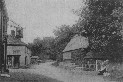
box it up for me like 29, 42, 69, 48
63, 34, 89, 52
7, 35, 26, 46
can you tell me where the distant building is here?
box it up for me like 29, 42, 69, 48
84, 51, 111, 71
7, 31, 31, 68
30, 56, 39, 64
62, 34, 89, 65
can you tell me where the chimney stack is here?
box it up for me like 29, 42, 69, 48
11, 30, 15, 37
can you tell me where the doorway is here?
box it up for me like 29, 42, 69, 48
7, 55, 20, 68
25, 56, 27, 65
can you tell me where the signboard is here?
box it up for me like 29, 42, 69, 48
13, 50, 20, 54
7, 46, 25, 55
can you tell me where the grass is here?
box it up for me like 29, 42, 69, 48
103, 69, 123, 82
0, 69, 63, 82
0, 64, 63, 82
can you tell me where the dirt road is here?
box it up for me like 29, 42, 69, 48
28, 62, 115, 82
8, 62, 116, 82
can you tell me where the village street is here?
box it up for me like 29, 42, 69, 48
3, 61, 115, 82
0, 0, 122, 82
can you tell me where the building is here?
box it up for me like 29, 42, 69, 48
83, 45, 123, 71
6, 31, 31, 68
62, 34, 89, 65
84, 51, 111, 71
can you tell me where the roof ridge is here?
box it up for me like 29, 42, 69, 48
63, 35, 89, 52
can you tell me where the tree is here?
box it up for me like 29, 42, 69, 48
77, 0, 123, 62
53, 25, 76, 61
28, 36, 57, 60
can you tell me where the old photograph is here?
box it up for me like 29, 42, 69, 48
0, 0, 123, 82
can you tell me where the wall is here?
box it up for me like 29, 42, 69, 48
7, 46, 31, 66
7, 46, 23, 55
63, 52, 71, 60
25, 47, 31, 65
71, 49, 86, 65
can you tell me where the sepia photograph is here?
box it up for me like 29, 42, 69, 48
0, 0, 123, 82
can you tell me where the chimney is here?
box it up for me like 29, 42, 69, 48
11, 30, 15, 37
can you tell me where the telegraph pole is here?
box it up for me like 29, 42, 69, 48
0, 12, 2, 73
3, 0, 8, 73
0, 0, 4, 73
3, 31, 7, 72
0, 0, 9, 74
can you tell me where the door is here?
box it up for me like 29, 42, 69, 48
14, 56, 20, 68
25, 56, 27, 65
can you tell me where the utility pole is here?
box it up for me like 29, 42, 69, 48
3, 1, 8, 73
0, 0, 8, 74
3, 31, 7, 72
0, 11, 3, 73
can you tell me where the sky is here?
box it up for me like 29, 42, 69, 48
5, 0, 83, 43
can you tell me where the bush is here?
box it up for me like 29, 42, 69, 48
109, 69, 123, 79
51, 61, 59, 67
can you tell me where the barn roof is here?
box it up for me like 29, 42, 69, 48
63, 34, 89, 52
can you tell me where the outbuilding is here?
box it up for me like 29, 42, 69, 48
84, 51, 111, 71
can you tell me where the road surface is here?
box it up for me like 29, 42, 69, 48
8, 62, 116, 82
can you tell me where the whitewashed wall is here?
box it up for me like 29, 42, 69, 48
63, 52, 71, 60
7, 46, 31, 66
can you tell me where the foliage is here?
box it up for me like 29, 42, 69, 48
28, 24, 77, 60
28, 0, 123, 62
27, 37, 55, 60
76, 0, 123, 62
53, 25, 75, 60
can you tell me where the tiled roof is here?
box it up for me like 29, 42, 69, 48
63, 34, 89, 52
7, 35, 26, 46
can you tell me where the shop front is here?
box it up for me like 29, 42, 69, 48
7, 55, 20, 69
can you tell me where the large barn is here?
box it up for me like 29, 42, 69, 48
62, 34, 89, 65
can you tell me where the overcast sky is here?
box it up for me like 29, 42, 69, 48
5, 0, 83, 43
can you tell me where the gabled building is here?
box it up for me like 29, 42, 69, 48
7, 31, 31, 68
62, 34, 89, 65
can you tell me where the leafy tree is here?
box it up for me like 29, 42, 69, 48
27, 38, 43, 56
28, 36, 57, 60
52, 25, 77, 61
76, 0, 123, 62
